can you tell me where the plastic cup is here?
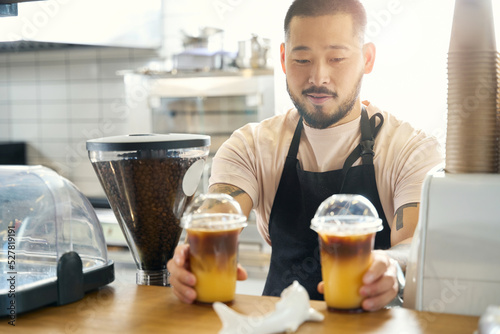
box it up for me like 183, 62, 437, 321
311, 194, 382, 312
186, 225, 241, 303
181, 193, 247, 303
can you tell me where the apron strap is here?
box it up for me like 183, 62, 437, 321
340, 107, 384, 192
288, 116, 304, 159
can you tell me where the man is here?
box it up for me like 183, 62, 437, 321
167, 0, 443, 311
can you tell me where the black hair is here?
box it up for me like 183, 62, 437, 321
284, 0, 367, 42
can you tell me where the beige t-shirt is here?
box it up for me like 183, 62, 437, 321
209, 102, 444, 245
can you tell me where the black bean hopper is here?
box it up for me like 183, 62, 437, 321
86, 134, 210, 286
0, 165, 114, 316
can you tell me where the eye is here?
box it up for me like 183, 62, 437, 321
331, 58, 345, 63
294, 59, 310, 64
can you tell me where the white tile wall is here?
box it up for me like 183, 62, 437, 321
40, 82, 67, 100
70, 103, 100, 120
9, 65, 37, 81
69, 63, 99, 81
10, 83, 38, 101
0, 0, 286, 199
36, 50, 67, 62
98, 60, 130, 80
0, 123, 10, 141
38, 64, 67, 81
40, 123, 70, 139
39, 103, 69, 120
10, 104, 38, 119
11, 123, 39, 141
0, 67, 8, 82
101, 100, 128, 120
0, 109, 8, 123
0, 46, 161, 197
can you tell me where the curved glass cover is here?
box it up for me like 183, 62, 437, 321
0, 165, 108, 293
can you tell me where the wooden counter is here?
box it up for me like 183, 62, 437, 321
6, 280, 479, 333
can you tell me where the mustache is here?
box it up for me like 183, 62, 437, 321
302, 86, 338, 97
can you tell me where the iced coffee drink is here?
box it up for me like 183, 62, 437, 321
187, 227, 241, 303
319, 232, 375, 311
310, 194, 382, 312
181, 193, 247, 304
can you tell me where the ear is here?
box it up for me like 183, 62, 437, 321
280, 43, 286, 74
362, 42, 376, 74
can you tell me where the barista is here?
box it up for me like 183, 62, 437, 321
167, 0, 443, 311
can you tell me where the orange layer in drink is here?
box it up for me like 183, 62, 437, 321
187, 228, 240, 303
319, 233, 375, 311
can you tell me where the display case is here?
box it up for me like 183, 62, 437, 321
0, 165, 114, 316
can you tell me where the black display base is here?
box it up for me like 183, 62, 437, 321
0, 252, 114, 317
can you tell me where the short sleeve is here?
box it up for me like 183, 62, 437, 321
209, 124, 260, 209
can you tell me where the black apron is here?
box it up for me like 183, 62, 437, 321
262, 107, 391, 300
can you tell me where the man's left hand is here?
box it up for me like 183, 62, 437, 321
317, 250, 398, 311
358, 251, 399, 311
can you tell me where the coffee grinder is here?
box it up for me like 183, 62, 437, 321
87, 133, 210, 286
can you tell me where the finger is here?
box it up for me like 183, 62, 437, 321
363, 252, 391, 285
167, 260, 197, 304
172, 244, 190, 267
168, 269, 196, 304
171, 280, 197, 304
237, 264, 248, 281
361, 288, 397, 311
167, 245, 198, 304
167, 245, 195, 285
360, 274, 397, 298
167, 257, 196, 287
317, 281, 324, 294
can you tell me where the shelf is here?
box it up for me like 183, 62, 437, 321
119, 67, 274, 78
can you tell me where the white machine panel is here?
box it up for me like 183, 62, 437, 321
404, 170, 500, 316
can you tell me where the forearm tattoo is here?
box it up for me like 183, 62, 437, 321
209, 184, 246, 198
394, 202, 418, 231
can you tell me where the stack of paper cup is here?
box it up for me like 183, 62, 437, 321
446, 0, 500, 173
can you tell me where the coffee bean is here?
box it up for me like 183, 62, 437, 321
92, 154, 203, 271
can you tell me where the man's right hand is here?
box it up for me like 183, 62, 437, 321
167, 244, 197, 303
167, 244, 249, 303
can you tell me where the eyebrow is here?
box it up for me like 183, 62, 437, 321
291, 45, 350, 52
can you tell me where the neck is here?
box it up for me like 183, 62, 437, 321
325, 99, 363, 128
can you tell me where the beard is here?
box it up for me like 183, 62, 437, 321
287, 71, 364, 129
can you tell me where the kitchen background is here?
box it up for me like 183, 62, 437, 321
1, 0, 499, 293
2, 0, 500, 195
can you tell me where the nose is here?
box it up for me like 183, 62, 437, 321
309, 60, 330, 86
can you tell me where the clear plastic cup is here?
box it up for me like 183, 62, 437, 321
311, 194, 382, 312
181, 193, 247, 303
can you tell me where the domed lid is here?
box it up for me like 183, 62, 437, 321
181, 193, 247, 230
86, 133, 210, 151
310, 194, 382, 235
0, 165, 113, 315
